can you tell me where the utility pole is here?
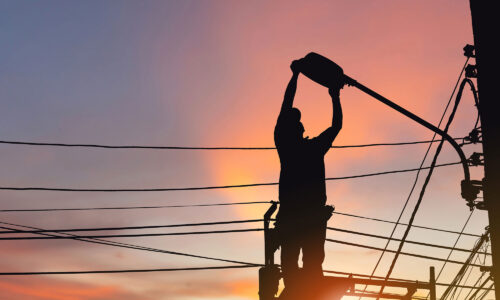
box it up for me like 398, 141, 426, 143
469, 1, 500, 298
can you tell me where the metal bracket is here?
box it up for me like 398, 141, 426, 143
468, 152, 484, 166
465, 64, 478, 78
467, 128, 482, 144
464, 44, 475, 58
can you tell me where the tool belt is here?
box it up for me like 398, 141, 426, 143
276, 204, 335, 227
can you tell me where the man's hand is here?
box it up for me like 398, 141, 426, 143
290, 60, 301, 74
329, 88, 340, 99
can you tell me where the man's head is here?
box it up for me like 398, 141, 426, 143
288, 107, 305, 139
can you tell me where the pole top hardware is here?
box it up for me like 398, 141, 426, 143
465, 64, 478, 78
464, 44, 475, 58
461, 179, 483, 210
468, 152, 484, 166
464, 128, 482, 144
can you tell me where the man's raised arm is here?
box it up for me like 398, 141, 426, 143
280, 61, 301, 115
329, 88, 343, 135
312, 88, 343, 153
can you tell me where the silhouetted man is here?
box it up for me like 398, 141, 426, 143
274, 60, 343, 292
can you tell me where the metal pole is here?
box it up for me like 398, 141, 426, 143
469, 1, 500, 298
430, 267, 436, 300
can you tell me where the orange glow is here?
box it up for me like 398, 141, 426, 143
0, 280, 121, 300
1, 1, 482, 299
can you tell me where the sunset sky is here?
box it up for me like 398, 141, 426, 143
0, 1, 491, 299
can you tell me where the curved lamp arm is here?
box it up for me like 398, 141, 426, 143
343, 75, 472, 201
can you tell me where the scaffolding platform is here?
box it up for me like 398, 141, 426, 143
259, 203, 437, 300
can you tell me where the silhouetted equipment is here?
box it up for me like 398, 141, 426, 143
298, 53, 345, 90
463, 44, 476, 58
263, 49, 486, 298
465, 64, 478, 78
464, 128, 482, 145
469, 0, 500, 297
469, 152, 484, 167
258, 203, 438, 300
296, 52, 474, 205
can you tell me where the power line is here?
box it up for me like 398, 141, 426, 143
0, 221, 260, 266
0, 202, 481, 238
0, 219, 264, 234
0, 161, 461, 192
0, 138, 461, 150
0, 220, 485, 255
0, 228, 263, 240
476, 282, 495, 300
327, 226, 488, 255
439, 231, 489, 300
326, 238, 483, 267
0, 222, 490, 290
363, 56, 469, 300
1, 261, 491, 292
0, 201, 272, 212
1, 225, 482, 266
425, 210, 475, 299
332, 211, 481, 238
464, 275, 492, 300
0, 265, 258, 276
381, 77, 473, 292
458, 256, 483, 300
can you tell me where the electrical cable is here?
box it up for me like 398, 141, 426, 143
476, 282, 495, 300
332, 211, 480, 238
425, 210, 475, 299
380, 77, 474, 296
456, 257, 483, 300
325, 238, 482, 267
327, 226, 488, 255
0, 219, 264, 234
0, 221, 261, 266
359, 57, 469, 299
0, 161, 461, 192
0, 220, 485, 254
460, 241, 490, 300
0, 138, 462, 150
0, 265, 259, 276
0, 220, 491, 291
0, 228, 264, 240
465, 275, 492, 300
0, 204, 482, 238
440, 232, 490, 300
0, 201, 272, 212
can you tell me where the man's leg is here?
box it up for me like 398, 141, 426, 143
302, 220, 327, 278
280, 226, 301, 290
